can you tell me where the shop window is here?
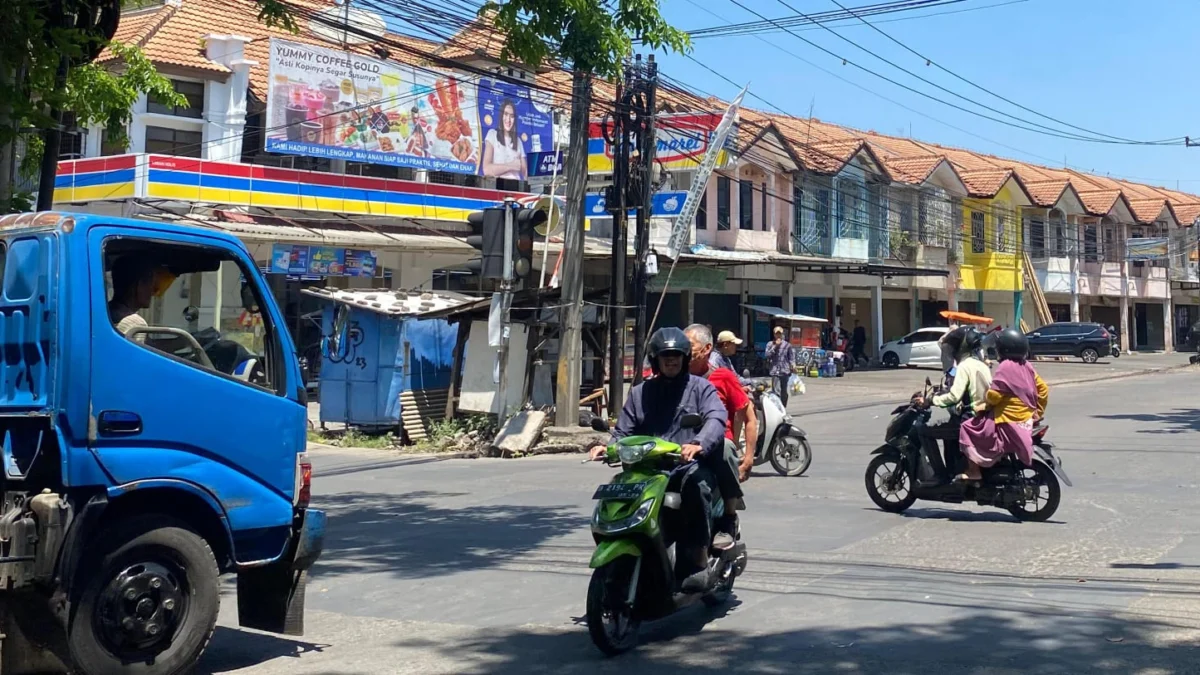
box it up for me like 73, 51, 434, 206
347, 163, 415, 180
695, 188, 707, 230
100, 126, 127, 156
429, 171, 479, 188
145, 126, 202, 158
739, 180, 753, 229
717, 176, 731, 231
970, 210, 986, 253
148, 79, 205, 119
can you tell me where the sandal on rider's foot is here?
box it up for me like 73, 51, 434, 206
712, 532, 736, 551
953, 473, 981, 484
681, 568, 712, 594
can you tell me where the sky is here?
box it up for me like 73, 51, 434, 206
648, 0, 1200, 194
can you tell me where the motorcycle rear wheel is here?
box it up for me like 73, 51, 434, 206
865, 454, 917, 513
586, 559, 641, 656
770, 436, 812, 477
1007, 462, 1061, 522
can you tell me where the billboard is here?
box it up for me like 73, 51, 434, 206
270, 244, 377, 277
264, 39, 552, 178
586, 112, 735, 174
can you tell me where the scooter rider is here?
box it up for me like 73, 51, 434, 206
914, 327, 990, 483
589, 327, 729, 592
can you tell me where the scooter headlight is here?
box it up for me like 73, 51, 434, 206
617, 441, 657, 464
592, 498, 657, 535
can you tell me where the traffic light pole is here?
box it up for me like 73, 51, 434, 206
631, 56, 658, 385
495, 198, 515, 420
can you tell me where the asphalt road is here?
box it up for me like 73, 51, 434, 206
205, 365, 1200, 675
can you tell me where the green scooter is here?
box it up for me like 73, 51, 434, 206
585, 414, 749, 655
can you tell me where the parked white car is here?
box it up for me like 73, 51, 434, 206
879, 327, 951, 368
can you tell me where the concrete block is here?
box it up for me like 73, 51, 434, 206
492, 411, 548, 456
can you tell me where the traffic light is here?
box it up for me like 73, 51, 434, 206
512, 206, 547, 279
466, 207, 506, 279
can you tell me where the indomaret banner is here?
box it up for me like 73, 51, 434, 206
265, 38, 552, 178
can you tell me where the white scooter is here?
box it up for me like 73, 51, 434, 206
741, 374, 813, 476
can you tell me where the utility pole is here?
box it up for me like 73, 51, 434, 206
630, 55, 658, 384
495, 197, 516, 420
606, 71, 631, 414
555, 71, 591, 428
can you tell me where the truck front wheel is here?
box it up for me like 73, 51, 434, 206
67, 515, 220, 674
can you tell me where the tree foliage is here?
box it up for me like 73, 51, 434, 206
481, 0, 690, 78
1, 0, 184, 211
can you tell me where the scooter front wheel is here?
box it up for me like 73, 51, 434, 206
770, 436, 812, 476
865, 453, 917, 513
586, 559, 641, 656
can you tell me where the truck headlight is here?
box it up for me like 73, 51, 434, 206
592, 498, 656, 534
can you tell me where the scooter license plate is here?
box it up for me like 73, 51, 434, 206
593, 482, 645, 500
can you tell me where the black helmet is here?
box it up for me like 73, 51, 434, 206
994, 327, 1029, 362
647, 327, 691, 377
943, 326, 982, 360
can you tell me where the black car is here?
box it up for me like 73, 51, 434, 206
1025, 322, 1115, 363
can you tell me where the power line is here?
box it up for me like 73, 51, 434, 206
687, 0, 969, 38
822, 0, 1183, 145
723, 0, 1181, 145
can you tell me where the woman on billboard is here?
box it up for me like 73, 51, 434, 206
482, 98, 526, 180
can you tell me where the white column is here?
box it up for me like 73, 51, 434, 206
203, 35, 255, 162
1119, 223, 1131, 352
870, 283, 883, 360
1070, 218, 1081, 322
831, 273, 842, 334
1164, 299, 1175, 352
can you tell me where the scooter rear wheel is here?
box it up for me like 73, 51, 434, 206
1007, 462, 1061, 522
586, 560, 641, 656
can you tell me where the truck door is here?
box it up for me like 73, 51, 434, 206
87, 227, 307, 562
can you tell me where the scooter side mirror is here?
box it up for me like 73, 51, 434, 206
590, 416, 610, 433
742, 369, 751, 378
925, 377, 932, 387
680, 413, 704, 429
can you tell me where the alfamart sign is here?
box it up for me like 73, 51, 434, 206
586, 113, 736, 174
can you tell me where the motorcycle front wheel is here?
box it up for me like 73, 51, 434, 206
865, 453, 917, 513
769, 436, 813, 477
586, 558, 641, 656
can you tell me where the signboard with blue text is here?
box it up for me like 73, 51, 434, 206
270, 244, 377, 277
584, 191, 689, 219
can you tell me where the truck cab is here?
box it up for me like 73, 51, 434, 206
0, 212, 324, 674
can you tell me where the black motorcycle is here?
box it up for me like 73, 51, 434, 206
864, 379, 1072, 521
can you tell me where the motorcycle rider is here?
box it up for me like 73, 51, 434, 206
914, 326, 991, 483
589, 327, 729, 592
685, 324, 756, 544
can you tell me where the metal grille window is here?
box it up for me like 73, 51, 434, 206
1051, 214, 1067, 256
791, 184, 802, 241
970, 210, 986, 253
739, 180, 753, 229
761, 183, 768, 231
1027, 219, 1046, 259
717, 177, 731, 231
1084, 225, 1099, 262
993, 207, 1008, 253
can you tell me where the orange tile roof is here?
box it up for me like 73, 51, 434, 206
1022, 179, 1070, 207
1076, 189, 1124, 216
958, 168, 1016, 198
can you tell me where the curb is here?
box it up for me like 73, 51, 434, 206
306, 442, 478, 460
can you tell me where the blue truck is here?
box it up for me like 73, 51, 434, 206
0, 211, 325, 674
